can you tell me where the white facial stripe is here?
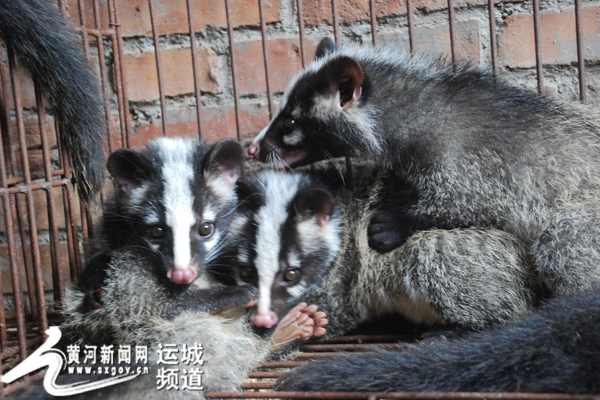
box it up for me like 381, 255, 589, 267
203, 205, 216, 223
254, 171, 303, 314
252, 124, 270, 146
204, 231, 221, 254
283, 130, 304, 146
129, 183, 150, 210
287, 251, 301, 268
229, 214, 248, 239
286, 281, 307, 299
158, 138, 196, 270
238, 247, 250, 265
143, 212, 160, 226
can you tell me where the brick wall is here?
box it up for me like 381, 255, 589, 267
74, 0, 600, 147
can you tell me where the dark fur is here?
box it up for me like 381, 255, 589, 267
251, 40, 600, 297
0, 0, 106, 203
276, 289, 600, 394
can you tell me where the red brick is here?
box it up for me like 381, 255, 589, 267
302, 0, 489, 25
234, 38, 322, 94
123, 47, 220, 102
499, 6, 600, 68
131, 103, 270, 147
67, 0, 282, 37
381, 19, 481, 63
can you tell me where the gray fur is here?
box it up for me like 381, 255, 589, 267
251, 42, 600, 297
243, 169, 538, 337
61, 250, 269, 398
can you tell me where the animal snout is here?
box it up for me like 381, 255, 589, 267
248, 143, 260, 159
167, 267, 197, 285
250, 308, 278, 329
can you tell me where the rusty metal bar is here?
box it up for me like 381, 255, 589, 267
574, 0, 586, 103
8, 47, 48, 335
186, 0, 205, 139
57, 132, 82, 280
241, 382, 275, 390
7, 168, 66, 186
248, 371, 285, 379
92, 0, 115, 153
258, 0, 275, 118
259, 361, 310, 368
0, 178, 74, 196
487, 0, 498, 76
532, 0, 544, 94
0, 77, 9, 353
108, 0, 132, 148
448, 0, 458, 66
35, 86, 64, 308
76, 0, 91, 57
407, 0, 415, 53
370, 0, 378, 46
331, 0, 340, 45
297, 0, 307, 67
148, 0, 168, 136
225, 0, 242, 141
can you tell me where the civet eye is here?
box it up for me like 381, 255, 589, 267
151, 225, 165, 239
199, 221, 214, 237
240, 266, 253, 279
284, 118, 295, 128
283, 268, 300, 283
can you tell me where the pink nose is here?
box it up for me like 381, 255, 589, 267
250, 309, 278, 329
167, 267, 197, 284
248, 144, 259, 158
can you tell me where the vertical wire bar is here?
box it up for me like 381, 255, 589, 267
14, 196, 36, 322
487, 0, 498, 75
148, 0, 168, 137
258, 0, 275, 118
4, 51, 30, 362
0, 64, 11, 351
331, 0, 340, 45
186, 0, 205, 139
225, 0, 242, 141
532, 0, 544, 94
297, 0, 307, 67
108, 0, 131, 148
407, 0, 415, 53
76, 0, 92, 57
92, 0, 115, 154
448, 0, 458, 66
35, 88, 63, 306
56, 127, 82, 280
8, 49, 48, 332
370, 0, 378, 46
574, 0, 586, 103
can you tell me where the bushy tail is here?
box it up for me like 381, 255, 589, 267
0, 0, 106, 204
276, 289, 600, 394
